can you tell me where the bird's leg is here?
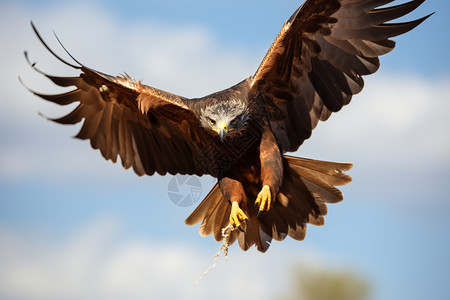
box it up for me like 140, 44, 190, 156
256, 127, 283, 216
230, 202, 249, 232
219, 177, 248, 232
255, 185, 271, 215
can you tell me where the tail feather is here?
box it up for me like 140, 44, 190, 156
262, 156, 352, 243
286, 155, 353, 203
185, 156, 353, 252
238, 208, 271, 252
213, 203, 232, 242
286, 156, 352, 185
185, 184, 222, 227
200, 196, 227, 238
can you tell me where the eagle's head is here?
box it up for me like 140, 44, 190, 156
199, 100, 249, 141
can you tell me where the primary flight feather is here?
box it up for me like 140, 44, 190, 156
23, 0, 430, 252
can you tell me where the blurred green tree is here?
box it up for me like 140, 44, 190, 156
277, 264, 371, 300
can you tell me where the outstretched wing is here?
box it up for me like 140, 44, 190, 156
251, 0, 431, 152
24, 23, 210, 176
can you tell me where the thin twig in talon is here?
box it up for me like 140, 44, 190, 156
194, 224, 235, 287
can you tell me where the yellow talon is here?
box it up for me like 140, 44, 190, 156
229, 202, 248, 232
255, 185, 271, 214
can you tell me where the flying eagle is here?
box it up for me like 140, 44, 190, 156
23, 0, 430, 252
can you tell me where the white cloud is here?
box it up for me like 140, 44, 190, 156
298, 75, 450, 170
0, 216, 335, 300
297, 74, 450, 209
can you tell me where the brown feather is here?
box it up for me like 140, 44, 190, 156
26, 27, 214, 177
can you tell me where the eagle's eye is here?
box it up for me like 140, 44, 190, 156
229, 117, 238, 126
208, 118, 216, 126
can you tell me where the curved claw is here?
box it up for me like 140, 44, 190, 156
229, 201, 249, 231
255, 185, 271, 215
257, 209, 264, 218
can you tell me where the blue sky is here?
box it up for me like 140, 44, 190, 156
1, 0, 449, 299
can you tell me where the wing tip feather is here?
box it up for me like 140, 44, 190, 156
30, 20, 80, 70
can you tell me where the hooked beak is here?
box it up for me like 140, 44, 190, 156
217, 122, 228, 141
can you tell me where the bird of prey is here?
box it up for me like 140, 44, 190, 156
23, 0, 430, 252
